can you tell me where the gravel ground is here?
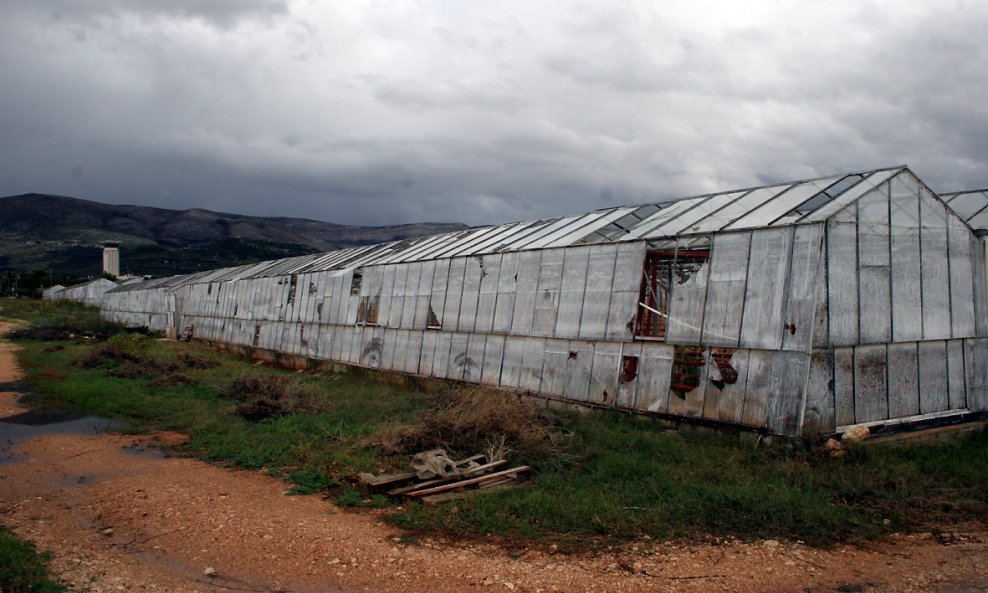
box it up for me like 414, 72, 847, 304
1, 326, 985, 593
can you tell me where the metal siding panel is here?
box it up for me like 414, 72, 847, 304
973, 235, 988, 337
588, 342, 622, 405
378, 265, 397, 328
457, 257, 483, 332
857, 187, 892, 344
920, 193, 952, 340
579, 244, 618, 339
854, 345, 888, 423
827, 217, 859, 346
606, 242, 646, 341
702, 232, 751, 347
447, 333, 471, 379
803, 350, 835, 434
966, 339, 988, 411
890, 177, 923, 342
741, 349, 772, 428
635, 343, 673, 413
418, 331, 438, 376
461, 333, 485, 382
481, 335, 505, 386
737, 228, 793, 349
666, 258, 708, 345
431, 332, 453, 379
614, 342, 642, 409
532, 250, 564, 337
783, 224, 824, 351
442, 258, 466, 332
474, 254, 502, 333
510, 251, 542, 335
947, 340, 967, 410
414, 260, 437, 329
703, 347, 749, 426
493, 252, 519, 333
381, 328, 398, 371
834, 347, 855, 426
519, 337, 546, 392
887, 343, 920, 418
400, 263, 420, 328
918, 341, 949, 414
540, 339, 570, 397
767, 352, 810, 436
499, 337, 525, 389
555, 248, 589, 339
948, 218, 975, 337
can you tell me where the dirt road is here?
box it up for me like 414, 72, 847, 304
1, 325, 985, 593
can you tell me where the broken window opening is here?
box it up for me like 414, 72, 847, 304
426, 302, 442, 329
356, 294, 380, 326
620, 355, 639, 384
709, 347, 738, 390
287, 274, 298, 306
635, 249, 710, 339
350, 270, 363, 295
671, 345, 705, 399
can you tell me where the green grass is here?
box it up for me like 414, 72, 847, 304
0, 525, 67, 593
3, 298, 987, 549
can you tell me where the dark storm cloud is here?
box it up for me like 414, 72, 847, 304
1, 1, 987, 227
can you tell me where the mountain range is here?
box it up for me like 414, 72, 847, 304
0, 193, 468, 278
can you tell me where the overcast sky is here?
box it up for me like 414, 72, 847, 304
1, 1, 986, 226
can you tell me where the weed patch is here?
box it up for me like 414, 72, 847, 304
223, 374, 320, 422
0, 525, 67, 593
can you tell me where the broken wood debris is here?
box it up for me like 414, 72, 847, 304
357, 450, 528, 501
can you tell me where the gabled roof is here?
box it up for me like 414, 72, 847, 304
110, 165, 943, 291
941, 189, 988, 230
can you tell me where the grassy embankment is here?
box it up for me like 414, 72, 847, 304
1, 297, 986, 549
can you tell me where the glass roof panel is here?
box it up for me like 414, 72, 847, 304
943, 191, 988, 220
544, 207, 638, 247
643, 190, 747, 238
800, 168, 904, 223
624, 198, 705, 239
686, 185, 790, 235
725, 178, 838, 229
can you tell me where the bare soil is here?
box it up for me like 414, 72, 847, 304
1, 324, 985, 593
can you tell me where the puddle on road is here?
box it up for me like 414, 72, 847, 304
0, 407, 117, 465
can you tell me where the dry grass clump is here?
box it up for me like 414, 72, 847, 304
76, 335, 216, 385
223, 374, 320, 422
372, 387, 566, 460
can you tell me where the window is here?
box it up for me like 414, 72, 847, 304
356, 294, 379, 325
350, 270, 363, 295
634, 249, 709, 338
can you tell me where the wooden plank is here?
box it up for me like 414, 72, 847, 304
389, 459, 507, 496
703, 347, 749, 426
555, 248, 590, 339
510, 251, 542, 335
947, 340, 967, 411
827, 217, 859, 346
766, 351, 810, 436
614, 342, 642, 409
702, 231, 750, 347
781, 224, 823, 352
578, 244, 618, 339
457, 257, 483, 332
919, 192, 951, 340
854, 345, 888, 423
359, 471, 417, 488
588, 342, 622, 405
474, 254, 502, 333
492, 252, 519, 333
802, 349, 835, 435
889, 176, 923, 342
886, 342, 919, 419
518, 337, 546, 392
606, 242, 646, 341
407, 466, 530, 497
918, 341, 949, 414
532, 249, 564, 337
966, 339, 988, 412
480, 334, 505, 387
948, 217, 975, 338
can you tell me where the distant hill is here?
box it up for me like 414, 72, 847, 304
0, 193, 468, 277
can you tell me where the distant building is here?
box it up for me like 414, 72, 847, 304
101, 166, 988, 437
102, 241, 121, 277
